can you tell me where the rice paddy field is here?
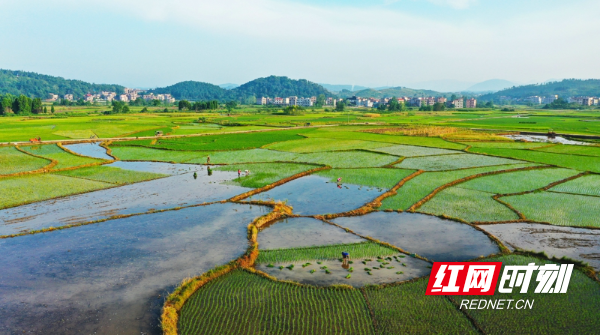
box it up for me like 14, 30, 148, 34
2, 112, 600, 334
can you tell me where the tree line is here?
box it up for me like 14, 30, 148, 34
0, 94, 53, 115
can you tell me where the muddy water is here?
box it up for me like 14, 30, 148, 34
256, 255, 430, 288
0, 164, 250, 236
251, 175, 386, 215
0, 203, 266, 334
503, 135, 590, 146
259, 217, 365, 249
480, 222, 600, 270
64, 142, 114, 160
332, 212, 499, 262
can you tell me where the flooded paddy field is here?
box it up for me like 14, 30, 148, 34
332, 212, 500, 261
258, 217, 365, 249
65, 142, 115, 160
0, 163, 249, 236
0, 203, 266, 334
251, 175, 386, 215
480, 222, 600, 270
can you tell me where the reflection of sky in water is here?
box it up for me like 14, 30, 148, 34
253, 175, 386, 215
503, 135, 590, 146
333, 212, 499, 262
108, 161, 205, 175
0, 168, 250, 235
259, 217, 364, 249
0, 203, 266, 335
64, 142, 114, 160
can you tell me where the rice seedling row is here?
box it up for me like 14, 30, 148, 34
368, 144, 462, 157
179, 270, 374, 335
216, 163, 318, 188
459, 168, 580, 194
396, 153, 522, 171
315, 168, 416, 189
20, 144, 104, 169
502, 191, 600, 227
469, 147, 600, 172
549, 174, 600, 197
257, 242, 399, 264
535, 144, 600, 157
0, 146, 49, 175
418, 186, 519, 223
290, 151, 399, 168
54, 166, 167, 185
265, 137, 391, 153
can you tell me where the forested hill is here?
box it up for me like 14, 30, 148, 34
339, 86, 446, 99
149, 76, 333, 101
0, 69, 125, 98
479, 79, 600, 101
148, 81, 227, 101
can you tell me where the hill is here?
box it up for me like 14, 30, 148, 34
148, 81, 227, 100
479, 79, 600, 101
466, 79, 515, 92
339, 86, 446, 99
233, 76, 331, 99
0, 69, 125, 98
320, 84, 370, 92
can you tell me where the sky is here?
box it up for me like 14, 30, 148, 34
1, 0, 599, 89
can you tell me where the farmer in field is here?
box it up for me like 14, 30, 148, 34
245, 169, 250, 176
342, 251, 350, 266
238, 169, 241, 177
207, 155, 210, 165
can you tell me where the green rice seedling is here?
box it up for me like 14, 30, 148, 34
316, 168, 416, 189
377, 256, 383, 259
310, 269, 316, 274
0, 147, 49, 175
536, 143, 600, 157
459, 168, 579, 194
364, 268, 371, 271
321, 266, 328, 270
365, 259, 372, 261
550, 174, 600, 197
345, 274, 351, 279
301, 262, 311, 268
396, 153, 521, 171
401, 263, 406, 267
286, 264, 294, 270
379, 163, 539, 210
22, 144, 104, 169
418, 186, 519, 222
278, 266, 284, 270
379, 265, 385, 269
292, 150, 399, 168
469, 147, 600, 172
367, 271, 372, 275
325, 269, 331, 274
55, 166, 167, 184
398, 255, 405, 258
188, 149, 298, 164
338, 258, 343, 262
300, 131, 466, 149
503, 191, 600, 227
257, 242, 398, 264
387, 267, 394, 269
265, 137, 388, 153
317, 261, 322, 264
349, 261, 353, 264
369, 144, 461, 157
348, 267, 354, 272
395, 271, 403, 275
267, 264, 274, 268
362, 261, 367, 265
217, 163, 317, 188
179, 269, 374, 334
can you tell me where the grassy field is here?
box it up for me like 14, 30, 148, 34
458, 168, 579, 194
378, 163, 539, 210
468, 147, 600, 172
459, 255, 600, 334
549, 174, 600, 197
54, 166, 167, 184
395, 153, 521, 171
291, 151, 399, 168
257, 242, 399, 264
0, 174, 112, 209
0, 146, 49, 175
21, 144, 105, 169
502, 191, 600, 227
265, 137, 390, 153
418, 187, 519, 222
179, 270, 375, 335
216, 163, 318, 188
365, 278, 478, 334
316, 168, 416, 189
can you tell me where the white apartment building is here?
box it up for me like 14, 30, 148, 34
47, 93, 58, 101
451, 99, 464, 108
297, 97, 313, 107
64, 94, 74, 101
542, 95, 558, 104
524, 96, 542, 104
466, 98, 477, 108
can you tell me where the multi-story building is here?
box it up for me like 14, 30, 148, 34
450, 99, 463, 108
288, 96, 298, 106
47, 93, 59, 101
542, 95, 558, 104
117, 94, 129, 102
581, 97, 594, 106
424, 97, 436, 106
310, 96, 317, 104
436, 97, 447, 104
410, 97, 422, 107
325, 97, 337, 106
84, 94, 94, 102
257, 97, 268, 105
64, 94, 74, 101
466, 98, 477, 108
525, 96, 542, 104
297, 97, 313, 107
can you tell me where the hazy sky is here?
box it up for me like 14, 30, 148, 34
1, 0, 599, 88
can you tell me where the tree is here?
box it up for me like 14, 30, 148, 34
152, 99, 161, 106
225, 100, 237, 112
122, 105, 130, 113
315, 94, 326, 107
43, 106, 48, 114
1, 94, 14, 115
13, 95, 32, 114
387, 97, 406, 112
244, 95, 257, 105
336, 100, 346, 111
450, 94, 457, 102
178, 100, 192, 111
484, 101, 494, 108
141, 107, 148, 113
283, 105, 304, 115
51, 105, 55, 114
433, 102, 445, 111
31, 98, 43, 114
112, 100, 125, 113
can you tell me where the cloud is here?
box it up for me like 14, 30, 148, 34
426, 0, 477, 9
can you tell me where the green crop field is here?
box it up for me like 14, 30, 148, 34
396, 153, 521, 171
458, 255, 600, 334
179, 270, 375, 335
365, 278, 478, 334
468, 147, 600, 172
265, 137, 390, 153
0, 174, 112, 210
257, 242, 399, 264
549, 174, 600, 197
188, 149, 299, 164
503, 191, 600, 227
54, 166, 167, 184
378, 163, 539, 210
291, 151, 399, 168
458, 168, 579, 194
0, 146, 49, 175
464, 141, 551, 149
316, 168, 416, 189
418, 187, 519, 222
21, 144, 105, 169
535, 144, 600, 157
216, 163, 317, 188
368, 144, 461, 157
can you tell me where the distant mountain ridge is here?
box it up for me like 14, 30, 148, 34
0, 69, 125, 98
338, 86, 449, 99
479, 79, 600, 101
466, 79, 515, 92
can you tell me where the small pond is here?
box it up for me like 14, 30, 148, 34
250, 175, 386, 215
332, 212, 500, 262
503, 134, 591, 146
0, 203, 266, 334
